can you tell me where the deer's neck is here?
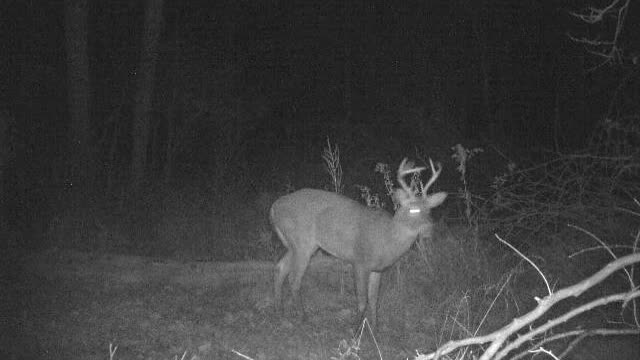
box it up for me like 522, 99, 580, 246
385, 220, 420, 258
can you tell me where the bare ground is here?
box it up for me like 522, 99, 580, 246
4, 249, 422, 360
3, 249, 638, 360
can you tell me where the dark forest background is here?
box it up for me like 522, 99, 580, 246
1, 0, 639, 258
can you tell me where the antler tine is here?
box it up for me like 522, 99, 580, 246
397, 158, 426, 194
420, 158, 442, 195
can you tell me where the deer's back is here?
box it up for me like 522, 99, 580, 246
271, 189, 360, 225
271, 189, 393, 262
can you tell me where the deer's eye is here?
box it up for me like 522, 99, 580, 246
409, 208, 421, 214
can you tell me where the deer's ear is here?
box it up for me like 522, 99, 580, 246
425, 192, 447, 208
393, 188, 412, 207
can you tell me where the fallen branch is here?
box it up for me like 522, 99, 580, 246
417, 252, 640, 360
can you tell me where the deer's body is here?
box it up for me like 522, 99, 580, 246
272, 189, 423, 269
271, 159, 447, 329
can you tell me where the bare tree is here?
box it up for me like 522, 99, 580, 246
568, 0, 632, 69
130, 0, 165, 193
64, 0, 91, 194
342, 1, 353, 124
0, 112, 10, 216
470, 0, 492, 136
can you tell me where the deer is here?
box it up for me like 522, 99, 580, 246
270, 158, 447, 330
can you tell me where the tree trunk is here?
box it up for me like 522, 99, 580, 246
162, 89, 178, 185
342, 1, 353, 124
0, 112, 9, 219
64, 0, 91, 196
130, 0, 164, 193
471, 0, 492, 138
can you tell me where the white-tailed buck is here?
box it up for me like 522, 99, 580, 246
270, 158, 447, 329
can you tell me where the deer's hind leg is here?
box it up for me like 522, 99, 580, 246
273, 225, 294, 314
288, 243, 317, 321
274, 249, 293, 313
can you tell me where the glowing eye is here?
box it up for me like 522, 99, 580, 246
409, 208, 421, 214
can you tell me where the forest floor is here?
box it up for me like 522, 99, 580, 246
5, 249, 425, 360
3, 249, 639, 360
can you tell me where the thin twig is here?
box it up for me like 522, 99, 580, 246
495, 234, 551, 295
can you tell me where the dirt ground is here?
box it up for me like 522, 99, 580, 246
3, 249, 639, 360
4, 250, 420, 360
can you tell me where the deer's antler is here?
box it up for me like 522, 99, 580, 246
397, 158, 425, 196
419, 158, 442, 195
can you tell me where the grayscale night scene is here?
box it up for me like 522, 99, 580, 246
2, 1, 639, 359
